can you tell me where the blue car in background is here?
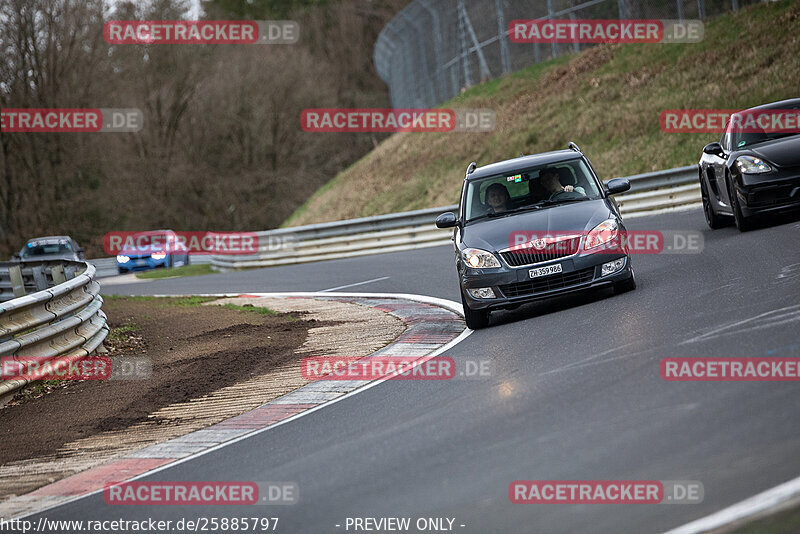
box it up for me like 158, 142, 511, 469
116, 230, 190, 274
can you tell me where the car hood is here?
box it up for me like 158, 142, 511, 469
742, 136, 800, 168
461, 199, 614, 252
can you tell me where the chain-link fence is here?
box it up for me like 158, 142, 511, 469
374, 0, 759, 109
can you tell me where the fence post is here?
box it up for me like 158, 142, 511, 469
677, 0, 684, 20
420, 0, 445, 102
547, 0, 558, 59
495, 0, 512, 74
697, 0, 706, 19
457, 0, 473, 88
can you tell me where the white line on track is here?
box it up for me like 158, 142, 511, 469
20, 291, 471, 519
319, 276, 390, 292
663, 474, 800, 533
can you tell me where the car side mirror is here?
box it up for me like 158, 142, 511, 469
435, 212, 459, 229
703, 142, 724, 156
606, 178, 631, 195
11, 253, 21, 261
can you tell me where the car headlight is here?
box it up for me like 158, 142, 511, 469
116, 255, 130, 263
462, 248, 501, 269
585, 219, 619, 250
736, 156, 772, 174
151, 252, 167, 260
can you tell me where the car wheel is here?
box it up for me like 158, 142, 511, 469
700, 176, 726, 229
461, 292, 490, 330
728, 176, 754, 232
613, 268, 637, 294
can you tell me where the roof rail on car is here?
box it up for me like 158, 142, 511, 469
568, 142, 581, 153
466, 162, 477, 176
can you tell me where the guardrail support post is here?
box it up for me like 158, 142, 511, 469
9, 266, 25, 298
51, 265, 67, 285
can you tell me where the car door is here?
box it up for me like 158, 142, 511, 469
708, 120, 733, 209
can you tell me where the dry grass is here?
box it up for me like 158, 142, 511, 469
285, 0, 800, 226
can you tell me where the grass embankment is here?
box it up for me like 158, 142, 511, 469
134, 263, 214, 279
284, 0, 800, 226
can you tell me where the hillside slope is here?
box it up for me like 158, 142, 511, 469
284, 0, 800, 227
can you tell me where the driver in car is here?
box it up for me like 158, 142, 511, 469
540, 168, 584, 200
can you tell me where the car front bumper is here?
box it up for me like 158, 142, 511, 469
738, 169, 800, 217
461, 252, 631, 311
118, 256, 169, 273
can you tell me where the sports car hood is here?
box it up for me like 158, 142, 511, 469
741, 136, 800, 168
461, 199, 614, 252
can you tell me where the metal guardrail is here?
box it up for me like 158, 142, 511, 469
0, 260, 108, 403
211, 165, 700, 271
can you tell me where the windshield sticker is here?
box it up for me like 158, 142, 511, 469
507, 174, 523, 183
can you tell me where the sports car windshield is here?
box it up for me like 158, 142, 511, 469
464, 159, 602, 222
730, 105, 800, 148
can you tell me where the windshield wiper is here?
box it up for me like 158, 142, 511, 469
494, 205, 545, 216
536, 197, 592, 207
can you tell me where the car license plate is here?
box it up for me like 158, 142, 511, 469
529, 264, 562, 278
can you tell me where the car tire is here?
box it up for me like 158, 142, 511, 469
728, 176, 754, 232
613, 269, 637, 294
461, 292, 490, 330
700, 176, 727, 229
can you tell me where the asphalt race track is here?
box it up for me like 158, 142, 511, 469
33, 208, 800, 533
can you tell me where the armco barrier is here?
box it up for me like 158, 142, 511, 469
211, 165, 700, 271
0, 260, 108, 404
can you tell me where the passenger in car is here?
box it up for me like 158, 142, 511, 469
485, 183, 513, 213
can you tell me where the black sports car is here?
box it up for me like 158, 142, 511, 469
698, 98, 800, 231
435, 143, 636, 330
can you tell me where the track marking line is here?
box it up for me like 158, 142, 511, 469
663, 473, 800, 533
319, 277, 390, 292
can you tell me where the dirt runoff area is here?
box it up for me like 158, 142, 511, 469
0, 295, 405, 500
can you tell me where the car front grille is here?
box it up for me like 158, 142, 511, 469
498, 266, 596, 298
748, 179, 800, 207
500, 236, 581, 267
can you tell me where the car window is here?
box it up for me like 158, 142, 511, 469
22, 242, 73, 258
464, 159, 601, 221
730, 105, 800, 148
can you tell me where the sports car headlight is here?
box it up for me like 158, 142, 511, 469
585, 219, 619, 250
462, 248, 501, 269
116, 255, 130, 263
736, 156, 772, 174
151, 252, 167, 260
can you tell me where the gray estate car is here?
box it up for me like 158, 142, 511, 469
436, 143, 636, 329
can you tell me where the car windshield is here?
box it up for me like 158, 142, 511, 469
464, 158, 601, 222
729, 106, 800, 148
22, 242, 72, 258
